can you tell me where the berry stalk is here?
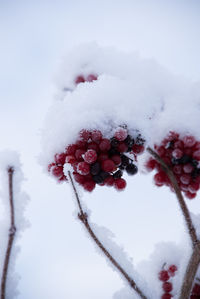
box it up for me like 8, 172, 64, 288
67, 170, 147, 299
1, 167, 16, 299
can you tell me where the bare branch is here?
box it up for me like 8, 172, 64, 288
1, 167, 16, 299
67, 171, 147, 299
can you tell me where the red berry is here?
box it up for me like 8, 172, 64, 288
73, 173, 86, 185
55, 153, 66, 165
87, 142, 99, 152
117, 142, 128, 153
168, 264, 177, 276
185, 191, 196, 199
86, 74, 98, 82
172, 149, 183, 159
183, 163, 194, 174
174, 140, 184, 149
162, 281, 173, 292
101, 159, 116, 172
58, 175, 67, 182
158, 270, 169, 282
91, 130, 102, 143
77, 162, 90, 175
114, 128, 128, 141
66, 144, 77, 155
79, 129, 91, 141
52, 165, 63, 178
173, 165, 182, 175
83, 149, 97, 164
48, 163, 55, 172
104, 176, 114, 186
146, 159, 156, 171
192, 283, 200, 295
154, 171, 168, 186
114, 178, 126, 190
75, 149, 85, 161
132, 144, 144, 154
180, 174, 191, 185
76, 140, 87, 149
183, 135, 196, 147
83, 180, 96, 192
161, 294, 172, 299
157, 146, 166, 157
111, 155, 121, 166
180, 183, 188, 192
75, 75, 85, 84
66, 155, 77, 164
188, 181, 200, 193
98, 153, 109, 162
99, 139, 111, 152
193, 150, 200, 160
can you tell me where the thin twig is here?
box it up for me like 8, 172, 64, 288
67, 171, 147, 299
147, 147, 198, 247
147, 147, 200, 298
1, 167, 16, 299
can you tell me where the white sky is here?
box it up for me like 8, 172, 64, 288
0, 0, 200, 298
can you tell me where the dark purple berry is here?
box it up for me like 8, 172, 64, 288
126, 164, 138, 175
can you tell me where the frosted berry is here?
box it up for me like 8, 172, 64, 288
77, 162, 90, 175
154, 172, 168, 186
52, 165, 63, 178
73, 173, 86, 185
87, 142, 99, 152
83, 180, 96, 192
84, 149, 97, 164
55, 153, 66, 165
172, 149, 183, 159
75, 75, 85, 84
193, 150, 200, 160
66, 144, 77, 155
162, 282, 172, 292
183, 135, 196, 147
79, 129, 91, 141
114, 178, 127, 190
158, 270, 169, 282
91, 130, 102, 143
66, 155, 76, 164
168, 264, 177, 276
86, 74, 98, 82
183, 163, 194, 174
114, 128, 128, 141
99, 139, 111, 152
180, 174, 191, 185
101, 159, 116, 172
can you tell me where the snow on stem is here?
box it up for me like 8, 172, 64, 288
147, 147, 200, 298
67, 171, 147, 299
1, 167, 16, 299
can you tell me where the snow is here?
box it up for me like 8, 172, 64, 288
41, 43, 200, 170
0, 150, 29, 298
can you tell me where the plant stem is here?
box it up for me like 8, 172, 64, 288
1, 167, 16, 299
67, 171, 147, 299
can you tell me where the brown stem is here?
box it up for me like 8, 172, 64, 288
147, 147, 200, 297
147, 147, 198, 247
67, 171, 147, 299
1, 167, 16, 299
178, 242, 200, 299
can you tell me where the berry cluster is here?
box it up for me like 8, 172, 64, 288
158, 264, 177, 298
48, 127, 145, 192
146, 132, 200, 199
74, 73, 98, 85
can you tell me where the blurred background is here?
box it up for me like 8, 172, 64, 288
0, 0, 200, 298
